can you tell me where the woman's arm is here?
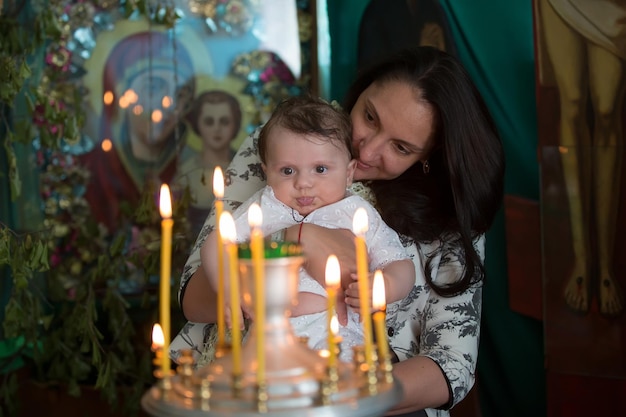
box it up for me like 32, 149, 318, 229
387, 355, 450, 414
380, 235, 485, 415
381, 259, 415, 304
387, 286, 480, 415
385, 284, 481, 415
181, 267, 218, 323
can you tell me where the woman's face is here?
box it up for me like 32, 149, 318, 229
127, 68, 182, 147
197, 101, 238, 151
350, 79, 436, 181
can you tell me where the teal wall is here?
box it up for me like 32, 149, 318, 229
328, 2, 545, 417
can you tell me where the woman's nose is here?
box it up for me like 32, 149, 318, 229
357, 134, 383, 160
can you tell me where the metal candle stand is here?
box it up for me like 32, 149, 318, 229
142, 243, 401, 417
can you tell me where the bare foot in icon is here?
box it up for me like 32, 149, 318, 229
599, 275, 623, 316
564, 260, 589, 313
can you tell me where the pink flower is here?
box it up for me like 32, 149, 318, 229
67, 287, 76, 300
45, 46, 71, 72
50, 253, 62, 268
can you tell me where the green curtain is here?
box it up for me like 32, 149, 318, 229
328, 1, 545, 416
326, 1, 371, 105
439, 2, 545, 417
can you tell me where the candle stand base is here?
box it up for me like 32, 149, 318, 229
142, 370, 400, 417
142, 248, 401, 417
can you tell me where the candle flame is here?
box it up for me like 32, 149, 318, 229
159, 184, 172, 219
372, 270, 386, 311
248, 203, 263, 228
352, 207, 369, 235
152, 323, 164, 350
219, 212, 236, 243
213, 166, 224, 198
330, 314, 339, 335
151, 109, 163, 123
325, 255, 340, 288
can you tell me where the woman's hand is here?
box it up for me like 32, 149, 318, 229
287, 224, 357, 286
286, 224, 357, 325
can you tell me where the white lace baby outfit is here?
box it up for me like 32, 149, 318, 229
230, 186, 410, 362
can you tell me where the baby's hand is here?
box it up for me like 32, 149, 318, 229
344, 272, 373, 313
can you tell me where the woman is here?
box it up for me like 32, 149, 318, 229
81, 31, 194, 232
176, 46, 505, 417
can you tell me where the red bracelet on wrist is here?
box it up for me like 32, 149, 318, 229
297, 222, 304, 244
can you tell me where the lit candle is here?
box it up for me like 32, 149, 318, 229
329, 315, 339, 367
372, 270, 389, 364
213, 167, 226, 347
352, 207, 374, 370
151, 323, 165, 378
152, 323, 164, 353
248, 203, 265, 383
159, 184, 173, 378
220, 212, 242, 375
325, 255, 340, 368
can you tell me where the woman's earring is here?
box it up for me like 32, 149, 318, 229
422, 160, 430, 174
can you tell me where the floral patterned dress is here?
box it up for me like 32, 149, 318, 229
171, 129, 483, 417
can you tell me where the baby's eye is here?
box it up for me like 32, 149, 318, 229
364, 109, 375, 123
281, 167, 294, 175
315, 165, 328, 174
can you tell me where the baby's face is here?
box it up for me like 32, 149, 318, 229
262, 125, 356, 217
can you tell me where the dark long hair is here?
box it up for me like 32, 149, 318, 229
344, 46, 505, 296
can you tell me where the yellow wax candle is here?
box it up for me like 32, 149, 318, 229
220, 212, 242, 375
213, 167, 226, 347
159, 184, 173, 378
248, 203, 266, 383
352, 207, 374, 370
372, 270, 389, 364
325, 255, 340, 368
329, 315, 339, 368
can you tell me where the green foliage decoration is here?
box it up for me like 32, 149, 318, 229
0, 1, 191, 417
